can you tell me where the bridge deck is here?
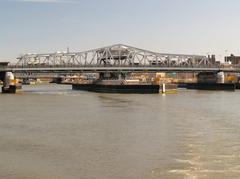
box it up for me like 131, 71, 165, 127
1, 44, 240, 73
0, 66, 238, 73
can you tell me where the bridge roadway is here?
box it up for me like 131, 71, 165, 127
2, 44, 239, 74
0, 66, 239, 73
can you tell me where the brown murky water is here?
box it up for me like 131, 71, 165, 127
0, 84, 240, 179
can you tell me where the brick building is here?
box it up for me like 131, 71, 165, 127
225, 54, 240, 65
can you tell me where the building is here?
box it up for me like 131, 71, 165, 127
0, 62, 9, 67
225, 54, 240, 65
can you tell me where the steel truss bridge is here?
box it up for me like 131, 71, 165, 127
1, 44, 240, 74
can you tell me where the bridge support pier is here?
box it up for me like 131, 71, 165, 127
0, 72, 22, 93
197, 72, 218, 83
196, 72, 225, 84
182, 71, 235, 90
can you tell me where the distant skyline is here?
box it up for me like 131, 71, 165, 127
1, 0, 240, 62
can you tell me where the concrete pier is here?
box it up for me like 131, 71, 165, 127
178, 72, 235, 91
0, 71, 22, 94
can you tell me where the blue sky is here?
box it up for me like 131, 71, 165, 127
1, 0, 240, 61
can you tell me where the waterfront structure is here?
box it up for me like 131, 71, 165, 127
225, 54, 240, 66
15, 44, 215, 68
1, 44, 239, 74
0, 44, 240, 93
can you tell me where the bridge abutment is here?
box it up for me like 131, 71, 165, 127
196, 71, 225, 84
197, 72, 218, 83
1, 72, 22, 93
183, 71, 235, 90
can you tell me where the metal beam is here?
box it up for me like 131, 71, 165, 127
13, 44, 214, 69
3, 67, 239, 73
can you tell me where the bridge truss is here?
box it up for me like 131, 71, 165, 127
15, 44, 217, 68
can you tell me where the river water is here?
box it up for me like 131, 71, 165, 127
0, 84, 240, 179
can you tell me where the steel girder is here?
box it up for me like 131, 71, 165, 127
14, 44, 216, 68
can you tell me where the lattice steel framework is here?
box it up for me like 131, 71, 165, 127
15, 44, 217, 68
